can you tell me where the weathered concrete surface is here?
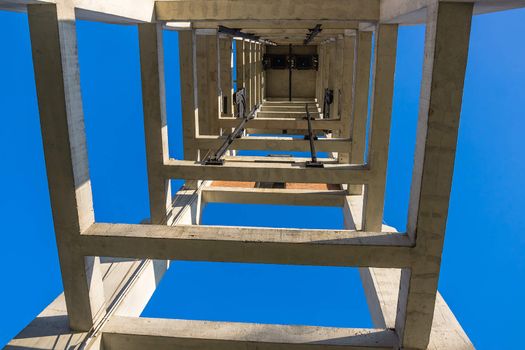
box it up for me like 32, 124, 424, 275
102, 316, 396, 350
27, 2, 105, 331
80, 222, 412, 268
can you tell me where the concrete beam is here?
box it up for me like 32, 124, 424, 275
102, 316, 397, 349
80, 223, 413, 268
138, 23, 172, 224
196, 33, 220, 135
193, 135, 353, 153
27, 3, 106, 331
235, 39, 245, 91
0, 0, 155, 23
178, 30, 200, 160
219, 36, 233, 117
257, 111, 321, 118
362, 24, 398, 232
378, 0, 525, 25
396, 3, 474, 349
344, 196, 473, 349
155, 0, 380, 21
349, 31, 373, 194
202, 186, 347, 207
219, 117, 341, 131
163, 159, 370, 184
338, 33, 357, 164
179, 20, 360, 29
221, 155, 337, 163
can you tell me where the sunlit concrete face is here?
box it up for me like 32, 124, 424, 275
5, 0, 525, 349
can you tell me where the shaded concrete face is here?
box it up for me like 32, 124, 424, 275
7, 0, 523, 349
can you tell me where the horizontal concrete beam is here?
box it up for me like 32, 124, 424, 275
155, 0, 380, 21
257, 111, 321, 119
80, 223, 413, 268
1, 0, 155, 23
193, 136, 352, 152
202, 186, 347, 206
102, 316, 397, 349
259, 105, 320, 112
162, 159, 369, 184
379, 0, 525, 25
218, 117, 341, 131
221, 155, 337, 163
170, 20, 360, 30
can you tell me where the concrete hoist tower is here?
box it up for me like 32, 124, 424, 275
4, 0, 525, 349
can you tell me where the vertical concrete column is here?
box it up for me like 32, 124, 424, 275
219, 36, 233, 118
261, 44, 266, 102
179, 30, 199, 161
327, 40, 336, 94
196, 32, 219, 136
255, 44, 261, 105
249, 41, 256, 108
362, 24, 398, 232
235, 39, 245, 92
244, 41, 252, 108
396, 3, 473, 349
321, 41, 331, 114
138, 23, 172, 225
315, 44, 324, 106
27, 3, 106, 331
348, 31, 373, 195
333, 36, 344, 120
338, 32, 357, 165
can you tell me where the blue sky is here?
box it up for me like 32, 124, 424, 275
1, 8, 524, 349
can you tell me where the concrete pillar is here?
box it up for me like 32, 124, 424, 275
219, 36, 233, 118
249, 41, 256, 108
138, 23, 172, 224
332, 36, 344, 119
27, 3, 106, 331
235, 39, 245, 92
348, 31, 373, 195
396, 3, 473, 349
338, 33, 357, 165
362, 24, 398, 232
179, 30, 199, 161
196, 33, 219, 136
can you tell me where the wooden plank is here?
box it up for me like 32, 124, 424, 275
349, 31, 373, 194
362, 24, 398, 232
80, 223, 413, 268
155, 0, 380, 21
178, 30, 199, 160
27, 3, 105, 331
162, 159, 369, 184
103, 316, 397, 350
396, 3, 474, 349
138, 23, 172, 224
